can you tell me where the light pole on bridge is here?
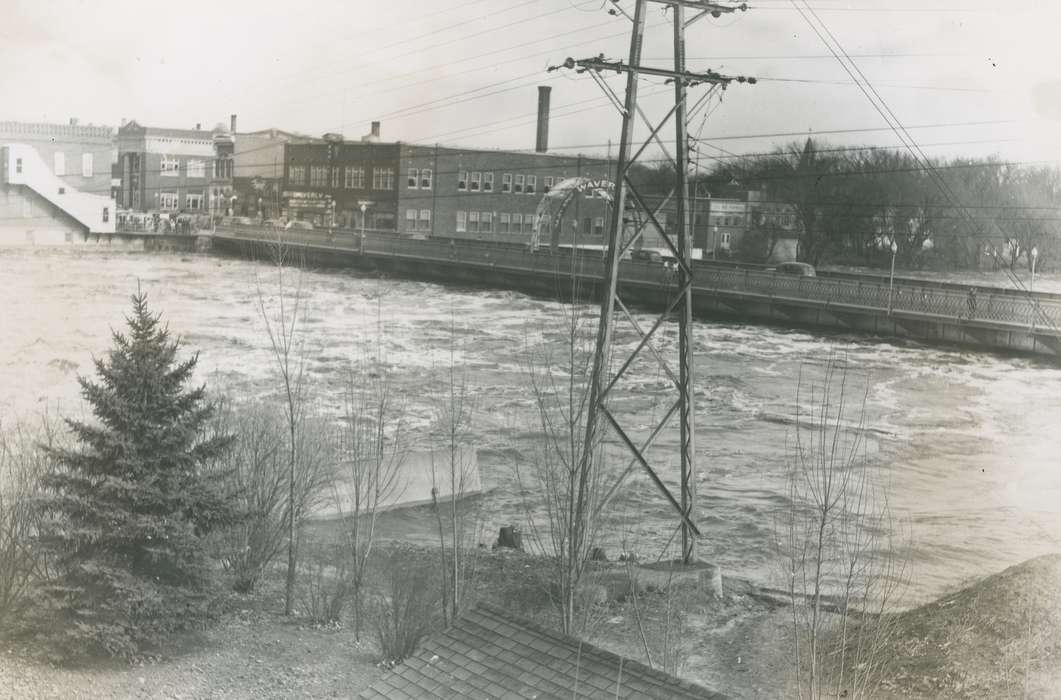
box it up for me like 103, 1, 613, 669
888, 239, 898, 316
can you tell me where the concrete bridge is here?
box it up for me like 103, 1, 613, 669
210, 226, 1061, 360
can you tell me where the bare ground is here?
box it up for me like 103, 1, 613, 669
3, 547, 1061, 699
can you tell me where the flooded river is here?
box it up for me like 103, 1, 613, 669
4, 247, 1061, 605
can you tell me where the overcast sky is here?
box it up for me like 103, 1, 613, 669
4, 0, 1060, 168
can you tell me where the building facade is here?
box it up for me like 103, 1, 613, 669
0, 120, 115, 242
0, 119, 113, 199
282, 135, 401, 230
397, 144, 612, 244
232, 127, 320, 220
117, 118, 234, 215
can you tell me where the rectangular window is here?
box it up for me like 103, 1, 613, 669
344, 166, 364, 188
502, 173, 512, 193
405, 209, 417, 228
593, 216, 604, 236
310, 165, 330, 187
468, 211, 479, 233
372, 167, 394, 190
499, 212, 510, 234
458, 171, 468, 191
54, 152, 65, 176
418, 209, 431, 230
186, 159, 205, 178
161, 155, 179, 177
523, 214, 534, 234
526, 175, 536, 195
159, 192, 178, 210
289, 165, 306, 185
483, 173, 494, 192
721, 231, 731, 247
583, 217, 591, 235
543, 176, 553, 193
331, 167, 341, 189
511, 213, 521, 232
514, 174, 524, 194
408, 168, 419, 189
470, 172, 481, 192
15, 158, 22, 174
102, 206, 109, 223
186, 193, 203, 210
420, 168, 432, 189
481, 212, 492, 233
456, 210, 467, 232
82, 153, 94, 178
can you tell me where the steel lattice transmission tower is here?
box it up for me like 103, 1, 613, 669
554, 0, 755, 564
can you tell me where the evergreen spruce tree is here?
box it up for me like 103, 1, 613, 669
39, 290, 238, 658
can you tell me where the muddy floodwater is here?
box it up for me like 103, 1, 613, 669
5, 247, 1061, 605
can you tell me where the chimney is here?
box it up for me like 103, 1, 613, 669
371, 121, 380, 139
69, 117, 79, 126
535, 85, 551, 153
230, 114, 237, 133
196, 123, 201, 130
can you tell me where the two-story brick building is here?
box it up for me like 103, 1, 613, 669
280, 126, 613, 245
117, 117, 234, 215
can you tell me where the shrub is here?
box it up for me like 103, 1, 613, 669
371, 553, 440, 667
0, 416, 57, 631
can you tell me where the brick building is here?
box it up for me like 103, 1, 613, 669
117, 117, 235, 215
280, 127, 612, 244
232, 126, 320, 220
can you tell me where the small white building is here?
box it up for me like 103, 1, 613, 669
1, 142, 115, 245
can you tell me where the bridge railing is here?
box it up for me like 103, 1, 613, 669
696, 266, 1061, 330
215, 228, 1061, 332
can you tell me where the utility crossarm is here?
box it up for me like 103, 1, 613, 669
608, 0, 748, 27
558, 56, 757, 87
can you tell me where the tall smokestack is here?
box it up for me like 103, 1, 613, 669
230, 114, 237, 133
371, 121, 380, 139
535, 85, 551, 153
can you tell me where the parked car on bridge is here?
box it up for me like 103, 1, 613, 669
773, 261, 816, 277
285, 220, 314, 231
630, 249, 663, 264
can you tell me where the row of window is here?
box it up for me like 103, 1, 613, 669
160, 155, 207, 179
53, 152, 94, 178
456, 172, 559, 195
404, 209, 432, 230
452, 211, 606, 235
406, 168, 433, 190
288, 165, 396, 190
158, 192, 204, 210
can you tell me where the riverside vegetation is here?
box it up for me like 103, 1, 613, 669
2, 290, 1060, 699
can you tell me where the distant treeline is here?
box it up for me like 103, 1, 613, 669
631, 139, 1061, 271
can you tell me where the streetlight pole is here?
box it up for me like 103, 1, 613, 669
888, 239, 898, 315
359, 202, 367, 255
1031, 246, 1039, 294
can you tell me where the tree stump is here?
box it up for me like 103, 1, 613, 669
497, 526, 523, 550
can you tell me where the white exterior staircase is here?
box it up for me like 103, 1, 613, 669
2, 143, 114, 233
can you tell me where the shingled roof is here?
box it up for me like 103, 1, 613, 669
360, 603, 726, 700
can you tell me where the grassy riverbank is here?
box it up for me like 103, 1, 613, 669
3, 544, 1060, 699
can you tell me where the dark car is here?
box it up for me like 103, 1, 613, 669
775, 261, 816, 277
630, 249, 663, 264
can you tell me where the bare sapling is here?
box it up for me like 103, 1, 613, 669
336, 356, 406, 639
255, 235, 312, 616
780, 355, 906, 700
0, 413, 59, 629
429, 321, 480, 626
519, 270, 617, 636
